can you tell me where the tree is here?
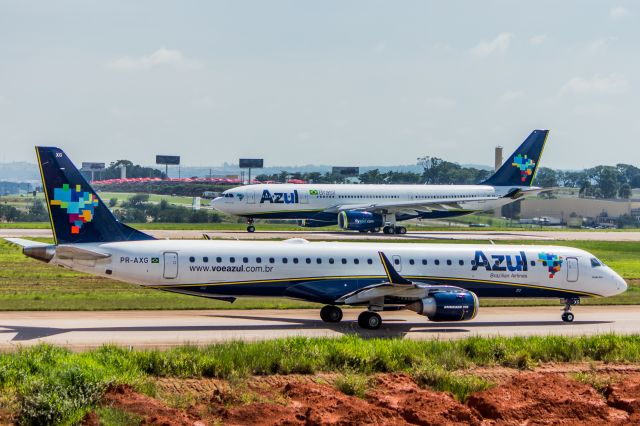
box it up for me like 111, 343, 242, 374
618, 183, 632, 199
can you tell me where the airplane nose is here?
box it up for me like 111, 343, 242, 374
617, 274, 628, 294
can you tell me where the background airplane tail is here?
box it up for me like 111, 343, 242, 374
481, 129, 549, 187
36, 146, 155, 244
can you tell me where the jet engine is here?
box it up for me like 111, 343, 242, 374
338, 211, 383, 231
406, 291, 479, 322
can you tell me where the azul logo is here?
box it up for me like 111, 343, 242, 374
538, 252, 563, 278
51, 183, 99, 234
260, 189, 299, 204
512, 154, 536, 182
472, 251, 528, 272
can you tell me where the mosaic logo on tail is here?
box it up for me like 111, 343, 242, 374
537, 252, 563, 278
512, 154, 536, 182
51, 184, 99, 234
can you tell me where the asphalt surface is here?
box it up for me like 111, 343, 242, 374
0, 306, 636, 350
2, 228, 640, 241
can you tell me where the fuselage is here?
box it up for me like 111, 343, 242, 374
211, 183, 523, 223
53, 239, 627, 305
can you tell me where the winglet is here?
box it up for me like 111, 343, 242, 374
378, 252, 412, 285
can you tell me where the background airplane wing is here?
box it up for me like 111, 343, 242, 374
323, 195, 499, 215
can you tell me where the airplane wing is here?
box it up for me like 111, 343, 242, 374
323, 195, 499, 215
335, 251, 468, 305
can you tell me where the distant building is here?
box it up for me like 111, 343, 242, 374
521, 197, 640, 225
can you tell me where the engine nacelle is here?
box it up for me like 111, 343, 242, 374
406, 291, 479, 322
338, 211, 383, 231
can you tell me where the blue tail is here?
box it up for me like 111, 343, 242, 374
482, 129, 549, 187
36, 147, 155, 244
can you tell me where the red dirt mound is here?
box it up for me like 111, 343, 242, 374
605, 373, 640, 423
466, 373, 628, 425
102, 385, 204, 426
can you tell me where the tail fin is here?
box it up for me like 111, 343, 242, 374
481, 129, 549, 187
36, 147, 154, 244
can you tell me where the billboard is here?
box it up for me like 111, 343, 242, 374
156, 155, 180, 165
81, 162, 106, 171
239, 158, 264, 168
332, 166, 359, 176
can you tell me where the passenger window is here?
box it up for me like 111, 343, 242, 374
269, 258, 275, 264
531, 260, 535, 267
256, 257, 262, 263
422, 259, 427, 265
394, 259, 400, 265
435, 260, 440, 265
216, 257, 222, 263
354, 259, 359, 264
282, 258, 288, 264
459, 260, 464, 266
317, 258, 322, 264
447, 260, 452, 266
229, 257, 235, 263
329, 258, 334, 264
293, 258, 299, 264
203, 257, 208, 263
409, 259, 415, 265
189, 256, 195, 263
367, 259, 373, 265
306, 258, 311, 264
243, 257, 248, 263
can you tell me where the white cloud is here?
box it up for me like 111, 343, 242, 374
108, 48, 199, 70
529, 34, 548, 46
500, 90, 525, 102
587, 36, 617, 54
559, 73, 630, 96
610, 6, 629, 19
470, 33, 513, 58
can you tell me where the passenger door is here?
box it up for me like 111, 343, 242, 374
566, 257, 578, 282
163, 252, 178, 279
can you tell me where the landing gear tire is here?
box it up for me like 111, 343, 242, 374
561, 312, 574, 322
371, 228, 381, 233
320, 305, 343, 323
358, 311, 382, 330
395, 226, 407, 235
561, 298, 579, 323
383, 226, 397, 235
247, 225, 255, 233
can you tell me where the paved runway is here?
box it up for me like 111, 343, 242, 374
2, 228, 640, 241
0, 306, 637, 350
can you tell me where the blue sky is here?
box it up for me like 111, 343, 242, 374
0, 1, 638, 169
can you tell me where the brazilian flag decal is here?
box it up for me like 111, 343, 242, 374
309, 189, 319, 196
151, 257, 160, 264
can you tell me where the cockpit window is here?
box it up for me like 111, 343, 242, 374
591, 258, 602, 268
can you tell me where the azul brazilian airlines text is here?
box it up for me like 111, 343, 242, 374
5, 146, 627, 329
212, 129, 550, 233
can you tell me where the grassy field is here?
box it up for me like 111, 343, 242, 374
2, 334, 640, 424
0, 238, 638, 310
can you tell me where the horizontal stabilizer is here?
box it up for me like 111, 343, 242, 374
55, 245, 111, 261
4, 238, 50, 248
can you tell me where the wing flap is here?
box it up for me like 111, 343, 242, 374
56, 245, 111, 260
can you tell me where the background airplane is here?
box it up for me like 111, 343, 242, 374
212, 129, 550, 233
5, 146, 627, 329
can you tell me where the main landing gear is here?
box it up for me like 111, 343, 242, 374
320, 305, 343, 323
246, 218, 255, 233
561, 298, 580, 322
319, 305, 383, 330
382, 226, 407, 235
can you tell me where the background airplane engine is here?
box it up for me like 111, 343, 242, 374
338, 211, 383, 231
406, 291, 479, 322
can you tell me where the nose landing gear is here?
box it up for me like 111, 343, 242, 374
561, 298, 580, 322
246, 218, 255, 233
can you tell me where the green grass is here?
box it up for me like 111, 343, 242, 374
2, 334, 640, 423
0, 238, 639, 310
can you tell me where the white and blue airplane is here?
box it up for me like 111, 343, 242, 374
5, 146, 627, 329
212, 130, 550, 233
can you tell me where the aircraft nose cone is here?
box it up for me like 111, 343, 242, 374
617, 274, 628, 294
